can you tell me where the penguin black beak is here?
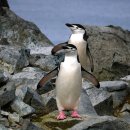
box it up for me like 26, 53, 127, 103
65, 23, 73, 28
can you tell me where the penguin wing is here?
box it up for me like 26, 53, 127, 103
37, 67, 59, 89
81, 67, 100, 88
86, 45, 94, 72
51, 42, 68, 55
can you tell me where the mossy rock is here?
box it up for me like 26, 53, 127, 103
32, 111, 86, 130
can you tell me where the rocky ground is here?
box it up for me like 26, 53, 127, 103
0, 7, 130, 130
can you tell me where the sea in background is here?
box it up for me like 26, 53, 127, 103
8, 0, 130, 44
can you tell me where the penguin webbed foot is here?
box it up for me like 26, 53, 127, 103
71, 110, 81, 118
57, 111, 67, 120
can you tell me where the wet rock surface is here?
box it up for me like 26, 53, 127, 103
0, 6, 130, 130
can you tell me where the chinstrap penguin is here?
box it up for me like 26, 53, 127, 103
52, 23, 94, 72
37, 44, 100, 120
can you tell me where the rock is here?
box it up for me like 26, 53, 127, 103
11, 67, 44, 91
29, 53, 64, 71
83, 82, 113, 116
0, 116, 9, 127
111, 89, 128, 108
84, 25, 130, 80
119, 111, 130, 124
0, 8, 52, 48
0, 124, 8, 130
1, 110, 10, 116
23, 87, 46, 114
100, 81, 128, 92
69, 115, 130, 130
8, 112, 20, 123
0, 45, 29, 74
30, 46, 53, 56
121, 103, 130, 112
78, 89, 97, 116
0, 70, 10, 86
11, 98, 35, 117
41, 90, 57, 114
21, 119, 43, 130
32, 111, 83, 130
0, 81, 16, 107
121, 75, 130, 82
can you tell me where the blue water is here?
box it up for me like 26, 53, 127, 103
8, 0, 130, 44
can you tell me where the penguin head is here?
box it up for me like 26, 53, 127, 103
66, 23, 86, 34
52, 44, 77, 55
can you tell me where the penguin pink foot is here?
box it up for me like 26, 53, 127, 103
57, 111, 66, 120
71, 110, 81, 118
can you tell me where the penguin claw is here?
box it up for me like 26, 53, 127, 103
71, 111, 81, 118
57, 111, 66, 120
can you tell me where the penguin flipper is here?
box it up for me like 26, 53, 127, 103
51, 42, 68, 55
86, 45, 94, 72
37, 67, 59, 89
81, 67, 100, 88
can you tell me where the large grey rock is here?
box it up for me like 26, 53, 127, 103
29, 52, 64, 71
70, 116, 130, 130
11, 98, 35, 117
84, 25, 130, 80
0, 70, 9, 86
100, 81, 128, 92
23, 87, 46, 114
0, 124, 8, 130
21, 119, 43, 130
0, 45, 29, 74
78, 89, 97, 116
41, 90, 57, 114
111, 89, 128, 108
83, 82, 113, 116
121, 75, 130, 82
0, 8, 52, 48
0, 81, 16, 107
11, 67, 44, 91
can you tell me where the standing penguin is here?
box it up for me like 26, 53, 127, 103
37, 44, 100, 120
52, 23, 94, 72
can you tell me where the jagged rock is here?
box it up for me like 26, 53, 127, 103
111, 89, 128, 108
23, 87, 45, 114
0, 116, 9, 127
21, 119, 43, 130
41, 90, 57, 114
83, 82, 113, 116
121, 75, 130, 82
0, 8, 52, 48
121, 103, 130, 112
69, 116, 130, 130
78, 89, 97, 116
29, 52, 64, 71
30, 46, 53, 56
8, 112, 20, 123
11, 98, 35, 117
84, 25, 130, 80
0, 81, 16, 107
0, 45, 29, 74
0, 70, 9, 87
11, 67, 44, 91
100, 81, 128, 92
0, 124, 8, 130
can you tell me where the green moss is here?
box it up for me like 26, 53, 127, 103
32, 111, 83, 130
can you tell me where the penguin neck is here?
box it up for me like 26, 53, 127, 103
64, 53, 78, 64
70, 33, 84, 42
